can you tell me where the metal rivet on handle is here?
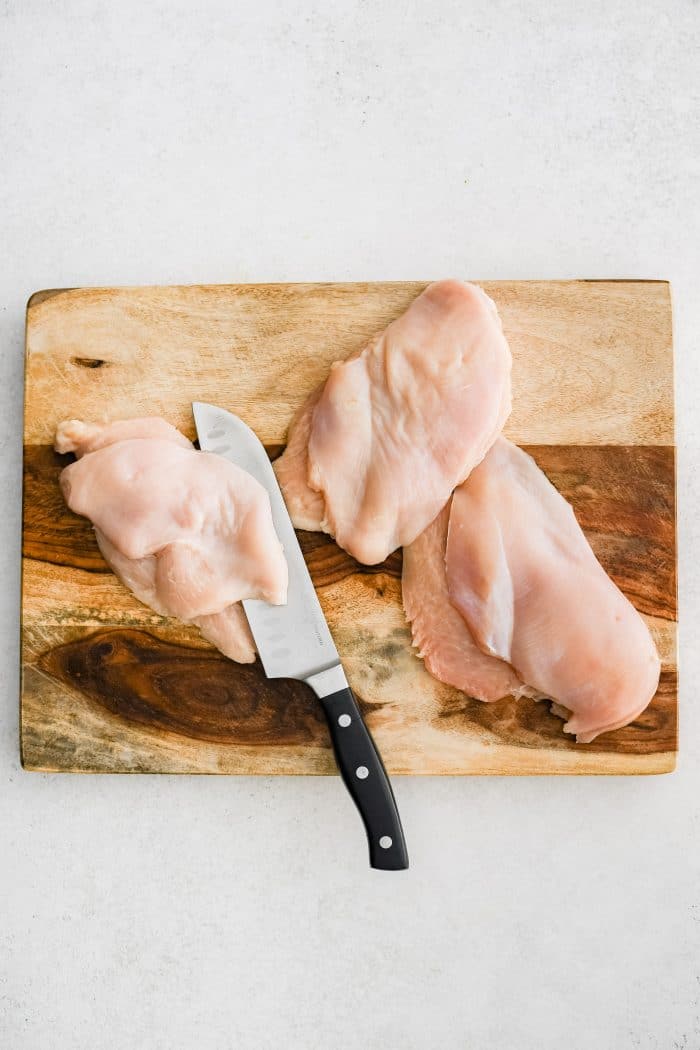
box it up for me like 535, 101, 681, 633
356, 766, 369, 780
379, 836, 393, 850
338, 714, 351, 728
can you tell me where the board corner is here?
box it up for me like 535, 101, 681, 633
27, 288, 74, 313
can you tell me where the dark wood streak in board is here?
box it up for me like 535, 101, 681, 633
534, 445, 676, 619
23, 443, 676, 613
437, 671, 677, 755
31, 623, 676, 757
23, 447, 104, 571
21, 444, 403, 583
38, 627, 383, 747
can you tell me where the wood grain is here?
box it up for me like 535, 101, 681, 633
38, 629, 335, 747
21, 281, 677, 775
24, 281, 673, 446
23, 442, 676, 621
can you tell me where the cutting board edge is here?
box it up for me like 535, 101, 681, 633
25, 277, 672, 311
19, 745, 677, 777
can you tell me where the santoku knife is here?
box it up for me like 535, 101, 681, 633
192, 402, 408, 871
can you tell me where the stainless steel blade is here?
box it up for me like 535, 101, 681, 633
192, 402, 343, 686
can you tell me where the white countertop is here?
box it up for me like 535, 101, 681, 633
1, 2, 698, 1047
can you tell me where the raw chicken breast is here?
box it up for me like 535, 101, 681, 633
274, 280, 512, 564
192, 606, 256, 665
272, 387, 325, 531
403, 504, 522, 701
94, 531, 256, 663
55, 416, 192, 456
444, 438, 661, 742
56, 418, 286, 663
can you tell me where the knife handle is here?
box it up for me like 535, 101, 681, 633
319, 687, 409, 871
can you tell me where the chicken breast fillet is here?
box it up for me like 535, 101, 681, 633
272, 386, 325, 532
402, 504, 522, 702
274, 280, 512, 564
443, 439, 661, 742
94, 531, 256, 664
55, 416, 193, 456
56, 418, 286, 663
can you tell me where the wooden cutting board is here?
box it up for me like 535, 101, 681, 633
21, 281, 677, 775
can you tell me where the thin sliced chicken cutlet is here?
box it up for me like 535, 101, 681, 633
274, 279, 512, 564
402, 504, 522, 702
444, 438, 661, 742
56, 418, 284, 663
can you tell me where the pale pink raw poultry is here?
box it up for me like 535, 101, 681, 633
274, 280, 512, 564
441, 438, 661, 742
55, 417, 288, 663
272, 386, 325, 532
402, 504, 523, 702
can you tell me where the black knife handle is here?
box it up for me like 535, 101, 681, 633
319, 687, 408, 871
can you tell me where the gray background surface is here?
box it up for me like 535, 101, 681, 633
1, 2, 698, 1047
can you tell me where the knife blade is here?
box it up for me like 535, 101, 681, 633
192, 402, 408, 871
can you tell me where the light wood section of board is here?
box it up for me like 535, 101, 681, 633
25, 281, 673, 446
21, 281, 677, 775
